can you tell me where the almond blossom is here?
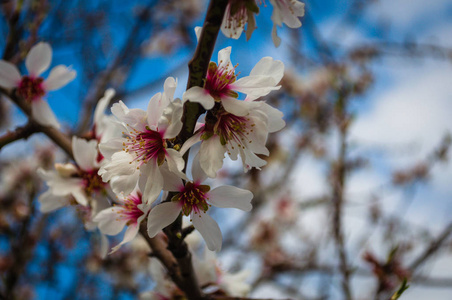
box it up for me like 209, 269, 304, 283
38, 136, 106, 212
180, 99, 285, 178
0, 42, 76, 128
98, 77, 184, 203
270, 0, 305, 47
182, 46, 283, 117
94, 187, 150, 253
147, 155, 253, 251
221, 0, 258, 40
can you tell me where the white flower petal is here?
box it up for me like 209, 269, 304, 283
147, 92, 164, 128
272, 25, 282, 47
38, 190, 69, 213
98, 137, 123, 160
191, 153, 207, 184
72, 189, 89, 206
162, 99, 183, 139
100, 151, 136, 181
182, 87, 215, 110
31, 99, 60, 129
142, 160, 164, 204
111, 101, 147, 130
110, 223, 140, 254
260, 102, 285, 132
94, 88, 115, 126
160, 163, 183, 192
26, 42, 52, 76
94, 207, 128, 235
166, 148, 185, 175
109, 171, 141, 196
0, 60, 21, 88
233, 75, 280, 100
195, 26, 202, 42
199, 135, 225, 178
218, 46, 232, 70
221, 97, 251, 117
180, 131, 202, 156
43, 65, 76, 91
250, 57, 284, 85
46, 176, 83, 196
208, 186, 253, 211
163, 77, 177, 103
147, 202, 181, 237
192, 212, 222, 252
72, 136, 98, 171
99, 233, 109, 259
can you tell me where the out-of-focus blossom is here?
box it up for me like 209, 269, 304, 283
147, 155, 253, 251
219, 0, 305, 47
270, 0, 305, 47
221, 0, 259, 40
0, 42, 76, 128
38, 136, 105, 212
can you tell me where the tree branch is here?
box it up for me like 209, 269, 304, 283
0, 121, 38, 150
1, 88, 73, 157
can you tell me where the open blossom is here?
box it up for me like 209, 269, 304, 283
99, 77, 184, 203
181, 100, 285, 177
0, 42, 76, 128
182, 46, 283, 117
147, 155, 253, 251
94, 188, 150, 253
38, 136, 106, 212
270, 0, 305, 47
221, 0, 258, 40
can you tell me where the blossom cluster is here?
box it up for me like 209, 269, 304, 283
18, 39, 285, 255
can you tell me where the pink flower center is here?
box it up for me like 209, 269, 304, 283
213, 111, 255, 147
80, 170, 105, 196
16, 76, 45, 102
172, 182, 211, 216
123, 127, 167, 166
117, 192, 145, 225
204, 62, 238, 100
